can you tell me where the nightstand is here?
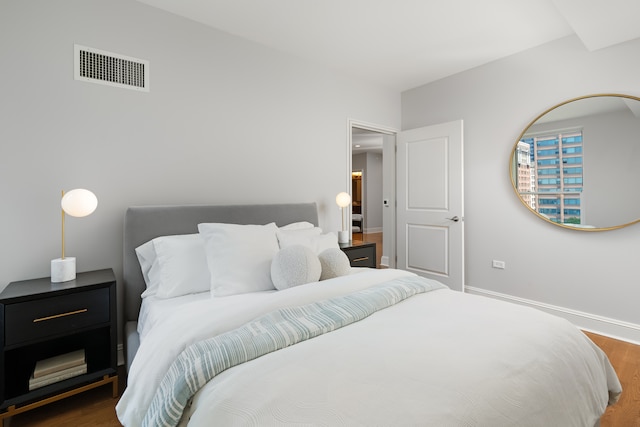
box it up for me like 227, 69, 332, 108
339, 241, 377, 268
0, 269, 118, 424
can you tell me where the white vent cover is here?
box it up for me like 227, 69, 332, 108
74, 44, 149, 92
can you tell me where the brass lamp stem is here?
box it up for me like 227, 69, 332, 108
61, 190, 65, 259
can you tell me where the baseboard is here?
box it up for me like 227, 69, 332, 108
380, 256, 389, 267
364, 227, 382, 234
465, 286, 640, 345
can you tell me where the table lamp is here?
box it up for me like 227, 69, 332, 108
51, 189, 98, 283
336, 192, 351, 243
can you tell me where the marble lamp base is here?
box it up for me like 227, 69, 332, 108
338, 230, 350, 244
51, 257, 76, 283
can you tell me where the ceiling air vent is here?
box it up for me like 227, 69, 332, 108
74, 44, 149, 92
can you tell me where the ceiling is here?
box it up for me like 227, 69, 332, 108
136, 0, 640, 92
352, 128, 385, 154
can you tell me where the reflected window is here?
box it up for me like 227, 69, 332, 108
516, 130, 584, 225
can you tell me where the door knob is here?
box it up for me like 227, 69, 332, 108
447, 216, 460, 222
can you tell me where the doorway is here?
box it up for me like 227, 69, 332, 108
348, 120, 397, 268
346, 119, 464, 290
396, 120, 464, 290
351, 169, 363, 238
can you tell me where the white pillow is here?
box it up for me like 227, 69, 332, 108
271, 245, 321, 290
135, 240, 157, 295
277, 228, 339, 254
314, 232, 339, 253
318, 248, 352, 280
279, 221, 315, 230
136, 234, 210, 299
276, 227, 322, 248
198, 222, 280, 297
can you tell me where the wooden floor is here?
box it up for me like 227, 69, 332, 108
4, 293, 638, 426
584, 331, 640, 427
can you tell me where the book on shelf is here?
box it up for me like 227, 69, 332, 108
32, 349, 85, 379
28, 363, 87, 390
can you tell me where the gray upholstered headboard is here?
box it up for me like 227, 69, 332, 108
123, 202, 318, 322
122, 202, 318, 370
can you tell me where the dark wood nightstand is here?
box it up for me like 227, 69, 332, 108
0, 269, 118, 424
340, 241, 377, 268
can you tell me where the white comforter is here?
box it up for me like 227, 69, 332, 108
117, 269, 621, 426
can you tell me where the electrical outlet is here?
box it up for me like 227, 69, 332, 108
492, 260, 506, 269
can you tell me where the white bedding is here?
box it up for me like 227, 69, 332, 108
117, 268, 621, 426
137, 290, 278, 342
138, 291, 208, 342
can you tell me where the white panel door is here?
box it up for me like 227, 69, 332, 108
396, 120, 464, 291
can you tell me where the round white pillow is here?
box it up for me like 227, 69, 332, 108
318, 248, 351, 280
271, 245, 321, 290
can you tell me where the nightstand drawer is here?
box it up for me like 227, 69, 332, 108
4, 288, 109, 346
345, 246, 375, 268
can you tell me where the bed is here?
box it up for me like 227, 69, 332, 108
116, 202, 622, 427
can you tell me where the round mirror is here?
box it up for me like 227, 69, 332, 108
510, 94, 640, 231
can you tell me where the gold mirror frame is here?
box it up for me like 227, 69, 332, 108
510, 93, 640, 231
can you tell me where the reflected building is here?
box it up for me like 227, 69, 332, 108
515, 141, 535, 210
518, 131, 583, 224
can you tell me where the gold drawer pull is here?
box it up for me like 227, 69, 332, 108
33, 309, 88, 323
353, 257, 369, 262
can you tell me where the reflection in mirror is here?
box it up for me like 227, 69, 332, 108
510, 94, 640, 231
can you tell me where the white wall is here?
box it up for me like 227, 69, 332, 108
352, 151, 383, 232
364, 152, 383, 232
402, 35, 640, 343
0, 0, 400, 343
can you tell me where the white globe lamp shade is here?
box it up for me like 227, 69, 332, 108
61, 189, 98, 217
335, 192, 351, 208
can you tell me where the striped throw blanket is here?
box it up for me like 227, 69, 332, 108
142, 275, 445, 427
